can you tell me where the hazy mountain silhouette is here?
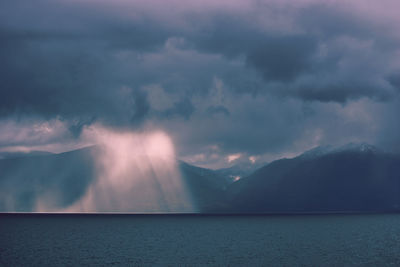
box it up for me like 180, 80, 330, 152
226, 143, 400, 213
0, 147, 96, 211
0, 146, 230, 212
179, 161, 231, 212
1, 143, 400, 213
0, 150, 54, 160
214, 160, 266, 183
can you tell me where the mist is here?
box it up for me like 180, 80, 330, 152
0, 125, 196, 212
51, 126, 195, 213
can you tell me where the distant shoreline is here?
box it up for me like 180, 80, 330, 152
1, 211, 400, 216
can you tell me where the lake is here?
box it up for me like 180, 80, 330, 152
1, 214, 400, 266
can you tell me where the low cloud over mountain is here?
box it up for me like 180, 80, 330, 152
1, 0, 400, 167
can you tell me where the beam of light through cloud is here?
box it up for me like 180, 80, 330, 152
37, 125, 196, 213
2, 0, 400, 213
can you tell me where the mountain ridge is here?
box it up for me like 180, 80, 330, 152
1, 142, 399, 213
226, 143, 400, 213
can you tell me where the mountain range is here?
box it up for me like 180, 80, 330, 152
226, 143, 400, 213
1, 143, 399, 213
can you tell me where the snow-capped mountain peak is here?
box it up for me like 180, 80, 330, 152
300, 142, 381, 159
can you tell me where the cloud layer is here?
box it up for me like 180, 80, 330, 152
1, 0, 400, 167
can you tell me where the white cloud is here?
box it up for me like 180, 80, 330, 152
227, 153, 242, 163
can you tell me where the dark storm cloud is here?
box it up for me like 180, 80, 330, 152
162, 97, 195, 120
184, 12, 318, 82
184, 4, 400, 103
1, 0, 400, 163
206, 106, 230, 117
388, 75, 400, 91
0, 0, 174, 129
246, 36, 316, 82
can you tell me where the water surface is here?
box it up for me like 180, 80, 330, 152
1, 214, 400, 266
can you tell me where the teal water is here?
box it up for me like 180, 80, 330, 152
1, 214, 400, 266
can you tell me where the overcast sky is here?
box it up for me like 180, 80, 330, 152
1, 0, 400, 168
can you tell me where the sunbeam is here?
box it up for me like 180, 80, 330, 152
39, 126, 196, 213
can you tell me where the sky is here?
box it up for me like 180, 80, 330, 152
1, 0, 400, 169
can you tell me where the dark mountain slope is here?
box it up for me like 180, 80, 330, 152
214, 160, 265, 182
227, 146, 400, 213
179, 161, 231, 212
